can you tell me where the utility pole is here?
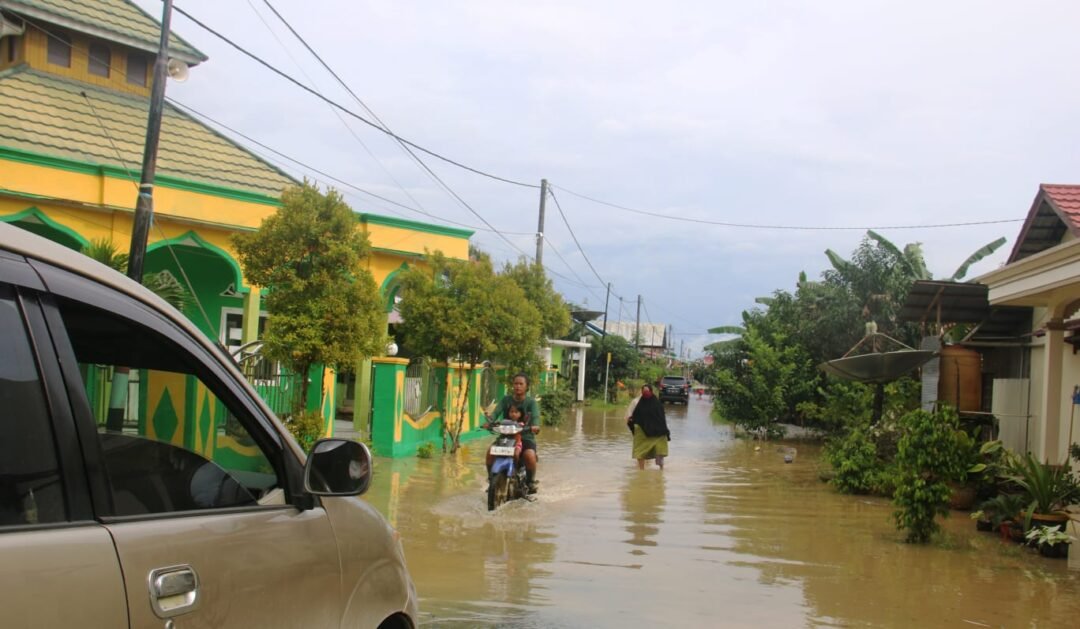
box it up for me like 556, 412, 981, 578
602, 282, 611, 337
535, 178, 548, 267
127, 0, 174, 282
635, 295, 642, 350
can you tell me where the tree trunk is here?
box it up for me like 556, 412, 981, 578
449, 365, 472, 453
296, 362, 312, 415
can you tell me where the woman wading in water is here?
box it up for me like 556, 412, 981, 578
626, 384, 671, 469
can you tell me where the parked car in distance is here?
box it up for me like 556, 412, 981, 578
659, 375, 691, 404
0, 222, 417, 628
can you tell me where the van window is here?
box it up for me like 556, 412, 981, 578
54, 297, 284, 517
0, 285, 66, 526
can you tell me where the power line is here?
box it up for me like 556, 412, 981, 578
242, 0, 438, 224
551, 184, 1024, 231
172, 3, 538, 191
547, 187, 609, 289
167, 98, 533, 236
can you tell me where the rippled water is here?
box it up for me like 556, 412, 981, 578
361, 398, 1080, 627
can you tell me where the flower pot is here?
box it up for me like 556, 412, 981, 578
1004, 522, 1026, 543
1029, 512, 1070, 532
1038, 543, 1069, 559
948, 483, 977, 510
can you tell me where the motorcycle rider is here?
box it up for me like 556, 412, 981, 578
484, 373, 541, 494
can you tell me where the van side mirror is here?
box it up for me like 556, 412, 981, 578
304, 439, 372, 496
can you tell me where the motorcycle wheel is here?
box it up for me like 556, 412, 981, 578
487, 472, 510, 511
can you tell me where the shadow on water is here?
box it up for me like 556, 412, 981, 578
362, 397, 1080, 628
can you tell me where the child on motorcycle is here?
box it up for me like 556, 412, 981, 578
483, 403, 525, 463
483, 373, 541, 494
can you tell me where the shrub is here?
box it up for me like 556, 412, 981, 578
824, 425, 882, 494
893, 406, 966, 543
284, 410, 325, 453
539, 378, 574, 426
416, 442, 435, 459
823, 422, 899, 495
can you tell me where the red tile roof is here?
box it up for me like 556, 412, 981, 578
1042, 184, 1080, 226
1006, 184, 1080, 263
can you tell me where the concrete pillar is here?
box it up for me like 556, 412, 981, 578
354, 358, 373, 436
371, 358, 408, 457
576, 338, 588, 402
1041, 319, 1065, 461
241, 288, 261, 345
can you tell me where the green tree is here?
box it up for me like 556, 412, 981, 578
233, 182, 385, 412
711, 327, 812, 438
502, 257, 571, 340
397, 252, 543, 452
584, 334, 640, 399
893, 406, 966, 543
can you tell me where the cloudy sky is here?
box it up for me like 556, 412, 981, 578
138, 0, 1080, 356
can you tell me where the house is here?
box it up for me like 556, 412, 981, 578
0, 0, 471, 453
903, 184, 1080, 468
976, 184, 1080, 466
585, 320, 670, 357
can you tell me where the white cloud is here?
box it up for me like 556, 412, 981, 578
137, 0, 1080, 333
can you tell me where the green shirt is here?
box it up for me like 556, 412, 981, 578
492, 394, 541, 443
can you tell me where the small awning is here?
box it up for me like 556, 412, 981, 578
899, 280, 1031, 340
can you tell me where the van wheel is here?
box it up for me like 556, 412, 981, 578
487, 472, 509, 511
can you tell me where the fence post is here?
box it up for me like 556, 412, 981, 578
371, 357, 409, 456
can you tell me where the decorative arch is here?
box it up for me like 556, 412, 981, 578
0, 207, 89, 251
380, 262, 410, 312
147, 230, 245, 291
145, 231, 247, 339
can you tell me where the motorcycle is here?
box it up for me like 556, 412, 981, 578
485, 419, 530, 511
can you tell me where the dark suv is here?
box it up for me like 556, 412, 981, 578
659, 375, 691, 404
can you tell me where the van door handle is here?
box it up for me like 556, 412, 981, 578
149, 565, 200, 618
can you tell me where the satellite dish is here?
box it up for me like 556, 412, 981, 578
166, 58, 189, 82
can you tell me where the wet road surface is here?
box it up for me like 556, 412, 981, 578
362, 397, 1080, 627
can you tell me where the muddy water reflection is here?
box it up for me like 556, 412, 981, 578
362, 400, 1080, 627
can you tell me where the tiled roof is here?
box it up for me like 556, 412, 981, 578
0, 0, 206, 63
0, 66, 295, 197
1042, 184, 1080, 225
1007, 184, 1080, 263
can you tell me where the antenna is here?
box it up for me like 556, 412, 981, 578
0, 16, 26, 39
166, 58, 189, 82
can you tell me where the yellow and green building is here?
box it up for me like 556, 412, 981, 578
0, 0, 479, 458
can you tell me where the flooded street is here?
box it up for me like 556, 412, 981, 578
362, 397, 1080, 627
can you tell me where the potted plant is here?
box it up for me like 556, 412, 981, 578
1024, 525, 1074, 559
976, 493, 1026, 541
949, 432, 1003, 509
969, 509, 993, 532
1006, 452, 1080, 531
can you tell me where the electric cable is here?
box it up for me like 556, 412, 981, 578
172, 3, 538, 190
546, 187, 609, 289
552, 184, 1024, 231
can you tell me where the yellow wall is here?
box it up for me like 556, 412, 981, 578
364, 222, 470, 260
0, 159, 277, 230
2, 158, 472, 304
6, 27, 153, 97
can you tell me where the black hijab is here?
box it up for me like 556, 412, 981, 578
630, 392, 669, 438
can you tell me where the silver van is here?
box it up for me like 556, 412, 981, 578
0, 222, 416, 628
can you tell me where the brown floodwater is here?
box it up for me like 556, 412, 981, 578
361, 397, 1080, 627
